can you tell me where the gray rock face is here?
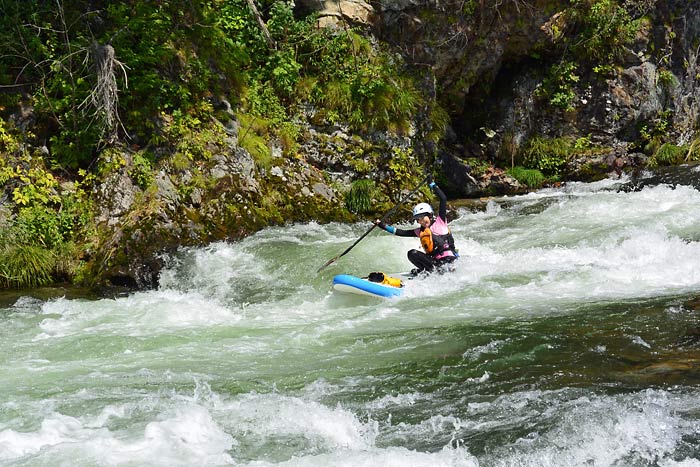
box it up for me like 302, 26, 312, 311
95, 169, 139, 226
371, 0, 699, 179
296, 0, 374, 27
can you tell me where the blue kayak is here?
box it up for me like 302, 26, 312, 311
332, 274, 404, 298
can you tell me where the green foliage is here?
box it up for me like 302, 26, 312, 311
657, 69, 678, 89
593, 64, 615, 76
0, 119, 21, 155
15, 206, 63, 249
245, 81, 288, 126
238, 113, 273, 169
2, 0, 424, 174
639, 110, 673, 154
427, 104, 451, 144
155, 105, 225, 165
345, 179, 376, 214
387, 147, 418, 192
464, 157, 491, 177
0, 1, 104, 168
574, 135, 594, 150
10, 186, 94, 252
52, 241, 81, 282
687, 138, 700, 162
130, 152, 155, 189
535, 61, 580, 112
521, 136, 573, 176
0, 118, 95, 287
462, 0, 478, 15
567, 0, 642, 62
507, 166, 546, 188
648, 143, 686, 167
108, 1, 246, 117
292, 24, 422, 133
277, 122, 300, 157
0, 243, 54, 289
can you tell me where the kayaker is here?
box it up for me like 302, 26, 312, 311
375, 178, 458, 274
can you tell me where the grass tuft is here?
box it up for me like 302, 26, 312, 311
0, 244, 54, 288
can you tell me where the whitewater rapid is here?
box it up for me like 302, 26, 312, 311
2, 171, 700, 466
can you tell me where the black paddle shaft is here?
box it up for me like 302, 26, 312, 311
317, 175, 430, 272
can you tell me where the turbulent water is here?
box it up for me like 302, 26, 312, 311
2, 168, 700, 466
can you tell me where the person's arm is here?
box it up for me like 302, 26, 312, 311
430, 181, 447, 221
375, 220, 416, 237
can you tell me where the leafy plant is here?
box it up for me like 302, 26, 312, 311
130, 151, 155, 189
567, 0, 642, 61
686, 137, 700, 162
520, 136, 573, 176
345, 179, 376, 214
464, 157, 491, 177
657, 69, 678, 89
535, 61, 580, 112
387, 147, 419, 192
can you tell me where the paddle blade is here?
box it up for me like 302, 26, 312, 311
317, 255, 339, 273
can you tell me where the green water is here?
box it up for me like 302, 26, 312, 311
2, 176, 700, 466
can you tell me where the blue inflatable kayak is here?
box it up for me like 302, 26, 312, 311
332, 273, 404, 298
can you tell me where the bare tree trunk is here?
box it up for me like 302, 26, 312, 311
246, 0, 276, 50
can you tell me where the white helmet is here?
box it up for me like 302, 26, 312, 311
412, 202, 434, 219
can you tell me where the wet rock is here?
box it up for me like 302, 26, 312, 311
438, 151, 480, 198
154, 171, 178, 210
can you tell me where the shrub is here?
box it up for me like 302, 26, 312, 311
535, 61, 579, 112
567, 0, 642, 61
521, 136, 573, 176
507, 166, 546, 188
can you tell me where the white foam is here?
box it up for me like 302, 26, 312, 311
248, 444, 478, 467
481, 388, 700, 467
34, 289, 241, 339
222, 392, 377, 452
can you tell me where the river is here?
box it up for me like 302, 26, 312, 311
2, 167, 700, 466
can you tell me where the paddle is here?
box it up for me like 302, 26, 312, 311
317, 175, 431, 272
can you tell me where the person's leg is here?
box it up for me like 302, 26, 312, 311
435, 255, 457, 273
407, 249, 435, 273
